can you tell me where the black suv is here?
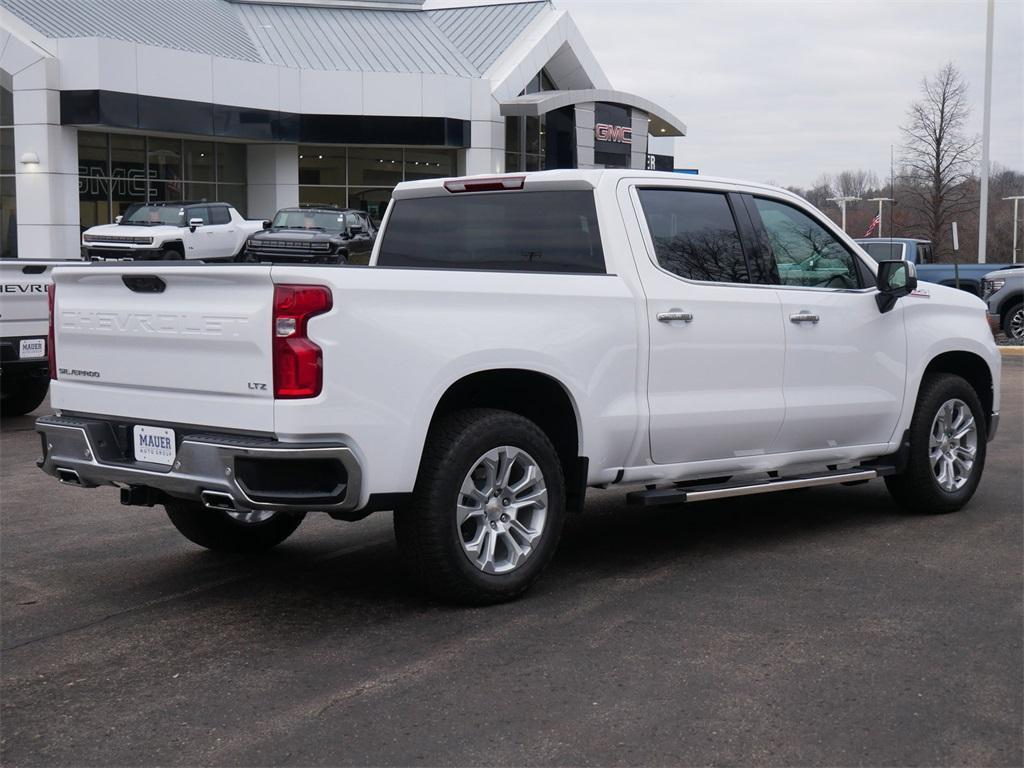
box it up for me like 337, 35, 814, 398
244, 206, 376, 265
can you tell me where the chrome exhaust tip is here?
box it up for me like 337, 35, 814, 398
56, 468, 82, 485
201, 490, 237, 511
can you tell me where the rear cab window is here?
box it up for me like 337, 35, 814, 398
636, 188, 752, 284
377, 190, 605, 273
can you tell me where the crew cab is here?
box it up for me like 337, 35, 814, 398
36, 171, 1001, 604
0, 259, 80, 417
244, 206, 376, 265
82, 201, 266, 261
855, 237, 1017, 296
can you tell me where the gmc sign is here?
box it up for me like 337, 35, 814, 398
594, 123, 633, 145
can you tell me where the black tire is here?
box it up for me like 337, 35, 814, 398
1001, 300, 1023, 340
161, 249, 184, 261
885, 373, 987, 514
1, 377, 49, 418
394, 408, 566, 605
164, 499, 304, 553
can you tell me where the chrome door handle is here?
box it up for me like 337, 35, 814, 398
657, 311, 693, 323
790, 312, 820, 324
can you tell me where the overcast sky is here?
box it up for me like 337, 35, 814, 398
431, 0, 1023, 189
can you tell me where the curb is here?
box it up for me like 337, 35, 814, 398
998, 346, 1024, 356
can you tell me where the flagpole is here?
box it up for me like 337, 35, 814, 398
868, 197, 894, 237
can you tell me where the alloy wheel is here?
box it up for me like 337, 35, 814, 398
456, 446, 548, 575
929, 398, 978, 492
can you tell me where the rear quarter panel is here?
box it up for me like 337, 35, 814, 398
270, 265, 642, 505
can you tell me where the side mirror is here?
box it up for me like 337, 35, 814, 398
189, 217, 204, 232
349, 224, 364, 236
262, 220, 272, 230
875, 260, 918, 313
114, 215, 123, 224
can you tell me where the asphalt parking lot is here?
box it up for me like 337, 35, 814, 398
2, 355, 1021, 767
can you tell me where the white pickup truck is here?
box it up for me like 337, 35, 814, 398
36, 171, 1001, 603
0, 259, 82, 417
82, 201, 267, 261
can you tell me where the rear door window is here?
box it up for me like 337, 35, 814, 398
377, 191, 605, 273
208, 206, 230, 225
636, 188, 750, 283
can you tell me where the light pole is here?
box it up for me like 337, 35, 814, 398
978, 0, 994, 263
1005, 195, 1024, 263
868, 197, 894, 237
827, 196, 861, 232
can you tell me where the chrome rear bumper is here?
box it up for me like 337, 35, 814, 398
36, 414, 362, 514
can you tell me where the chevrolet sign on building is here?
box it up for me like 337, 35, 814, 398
0, 0, 686, 260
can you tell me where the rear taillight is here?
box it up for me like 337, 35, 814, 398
273, 284, 332, 399
47, 283, 56, 380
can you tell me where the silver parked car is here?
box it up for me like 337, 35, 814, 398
982, 267, 1024, 340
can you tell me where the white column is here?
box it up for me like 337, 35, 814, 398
464, 118, 504, 175
575, 103, 595, 169
246, 143, 298, 219
630, 112, 649, 170
10, 57, 79, 260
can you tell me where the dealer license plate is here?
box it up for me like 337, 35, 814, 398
133, 425, 176, 466
19, 338, 46, 359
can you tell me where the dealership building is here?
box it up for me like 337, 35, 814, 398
0, 0, 686, 260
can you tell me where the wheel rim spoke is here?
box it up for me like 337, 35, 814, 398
455, 445, 548, 575
928, 397, 978, 493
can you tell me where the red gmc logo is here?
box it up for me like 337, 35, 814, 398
595, 123, 633, 145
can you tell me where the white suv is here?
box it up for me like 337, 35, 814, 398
82, 202, 266, 261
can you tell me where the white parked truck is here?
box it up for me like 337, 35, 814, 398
36, 171, 1001, 603
81, 201, 267, 261
0, 259, 81, 417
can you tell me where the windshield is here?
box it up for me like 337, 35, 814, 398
120, 205, 186, 227
272, 210, 347, 231
859, 241, 904, 262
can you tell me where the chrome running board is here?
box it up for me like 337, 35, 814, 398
626, 468, 886, 507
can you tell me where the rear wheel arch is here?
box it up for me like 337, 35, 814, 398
424, 369, 585, 506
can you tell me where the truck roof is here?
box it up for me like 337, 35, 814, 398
392, 169, 804, 202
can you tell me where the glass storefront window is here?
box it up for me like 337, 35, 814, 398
348, 147, 403, 187
218, 184, 247, 216
1, 75, 16, 257
348, 188, 392, 224
1, 176, 16, 258
217, 143, 246, 184
0, 127, 13, 176
183, 140, 215, 182
78, 132, 108, 178
299, 147, 346, 186
185, 182, 216, 203
147, 137, 181, 186
404, 149, 454, 182
299, 186, 346, 209
79, 132, 248, 224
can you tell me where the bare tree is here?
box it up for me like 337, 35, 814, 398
835, 169, 879, 199
899, 63, 978, 259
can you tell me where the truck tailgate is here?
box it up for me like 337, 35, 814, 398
51, 264, 276, 433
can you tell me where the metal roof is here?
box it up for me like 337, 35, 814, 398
2, 0, 263, 62
236, 3, 477, 75
3, 0, 552, 76
427, 2, 548, 74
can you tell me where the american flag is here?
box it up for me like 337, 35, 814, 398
864, 214, 880, 237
